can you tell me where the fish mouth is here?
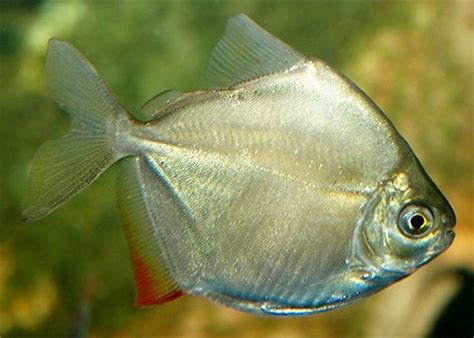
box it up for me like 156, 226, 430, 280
440, 202, 456, 229
429, 203, 456, 255
432, 228, 455, 254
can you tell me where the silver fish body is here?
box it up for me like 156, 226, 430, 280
23, 14, 455, 315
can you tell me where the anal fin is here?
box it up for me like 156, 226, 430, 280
117, 157, 183, 306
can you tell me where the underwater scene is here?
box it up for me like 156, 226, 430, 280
1, 1, 473, 337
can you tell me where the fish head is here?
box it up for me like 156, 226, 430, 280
360, 157, 456, 275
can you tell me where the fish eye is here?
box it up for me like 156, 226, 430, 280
398, 204, 433, 238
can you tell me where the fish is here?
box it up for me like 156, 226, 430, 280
22, 14, 456, 315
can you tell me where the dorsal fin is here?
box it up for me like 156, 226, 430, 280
205, 14, 307, 88
139, 90, 183, 121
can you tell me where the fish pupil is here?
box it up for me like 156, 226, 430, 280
410, 214, 425, 229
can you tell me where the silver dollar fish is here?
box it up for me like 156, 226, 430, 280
23, 14, 456, 315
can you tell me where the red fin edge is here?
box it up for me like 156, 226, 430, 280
131, 249, 183, 307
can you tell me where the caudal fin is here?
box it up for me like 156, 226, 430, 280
22, 39, 128, 222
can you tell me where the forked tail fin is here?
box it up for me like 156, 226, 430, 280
22, 39, 128, 222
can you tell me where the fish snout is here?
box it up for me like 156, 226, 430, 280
439, 204, 456, 245
431, 207, 456, 253
440, 204, 456, 230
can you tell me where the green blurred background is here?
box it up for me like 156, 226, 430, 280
1, 1, 472, 337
